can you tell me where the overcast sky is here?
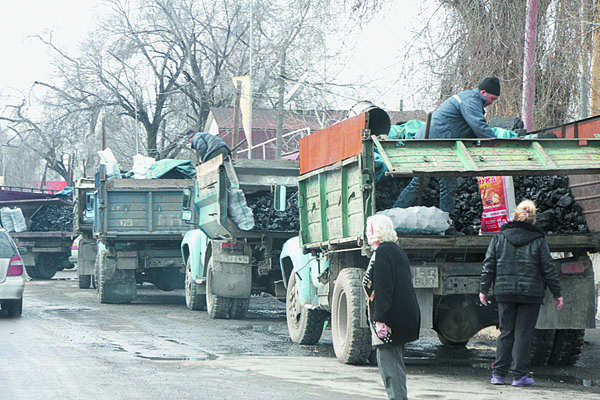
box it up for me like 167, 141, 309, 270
0, 0, 97, 99
0, 1, 424, 110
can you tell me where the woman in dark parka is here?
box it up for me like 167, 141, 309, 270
363, 214, 421, 400
480, 199, 564, 387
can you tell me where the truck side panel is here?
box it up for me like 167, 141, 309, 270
300, 159, 365, 247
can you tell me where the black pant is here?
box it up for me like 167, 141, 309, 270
493, 302, 541, 378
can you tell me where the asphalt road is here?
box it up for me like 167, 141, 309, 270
1, 270, 599, 400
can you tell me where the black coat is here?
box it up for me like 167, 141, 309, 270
480, 221, 562, 303
366, 242, 421, 345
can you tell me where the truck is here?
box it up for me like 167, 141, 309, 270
180, 155, 299, 318
93, 165, 195, 303
73, 178, 97, 288
0, 186, 75, 279
279, 107, 600, 366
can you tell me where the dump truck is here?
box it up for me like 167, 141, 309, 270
93, 165, 194, 303
0, 186, 75, 279
73, 178, 97, 288
181, 155, 299, 318
279, 107, 600, 366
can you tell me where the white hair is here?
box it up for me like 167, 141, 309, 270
366, 214, 398, 244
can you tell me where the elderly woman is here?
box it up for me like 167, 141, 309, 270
480, 199, 564, 387
362, 214, 421, 400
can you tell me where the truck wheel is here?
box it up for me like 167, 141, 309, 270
229, 298, 250, 319
433, 295, 482, 346
79, 275, 92, 289
548, 329, 585, 366
286, 273, 326, 344
529, 329, 555, 366
331, 268, 371, 364
96, 249, 136, 304
6, 298, 23, 318
185, 258, 207, 311
25, 266, 38, 279
33, 254, 58, 280
206, 257, 232, 319
436, 332, 468, 347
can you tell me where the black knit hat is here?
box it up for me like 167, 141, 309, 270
478, 77, 501, 96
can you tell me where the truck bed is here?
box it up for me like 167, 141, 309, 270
95, 178, 194, 241
195, 156, 299, 240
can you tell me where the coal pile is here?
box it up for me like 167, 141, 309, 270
513, 175, 588, 234
245, 191, 299, 232
30, 205, 74, 232
375, 175, 587, 235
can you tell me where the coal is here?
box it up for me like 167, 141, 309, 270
30, 205, 74, 232
375, 175, 588, 235
245, 191, 299, 232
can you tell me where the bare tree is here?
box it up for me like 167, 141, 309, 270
1, 0, 386, 179
403, 0, 592, 130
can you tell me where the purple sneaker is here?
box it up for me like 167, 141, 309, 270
491, 375, 505, 385
512, 375, 535, 387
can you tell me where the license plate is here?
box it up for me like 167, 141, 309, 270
411, 266, 438, 288
215, 255, 250, 264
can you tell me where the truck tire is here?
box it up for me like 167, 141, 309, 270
548, 329, 585, 366
286, 273, 326, 344
433, 295, 482, 346
331, 268, 371, 365
185, 258, 207, 311
79, 275, 92, 289
33, 254, 58, 280
6, 298, 23, 318
436, 332, 468, 347
206, 257, 232, 319
529, 329, 555, 366
96, 249, 136, 304
25, 266, 38, 279
229, 298, 250, 319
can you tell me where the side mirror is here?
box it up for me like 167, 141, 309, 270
181, 188, 193, 222
85, 192, 95, 211
274, 185, 286, 212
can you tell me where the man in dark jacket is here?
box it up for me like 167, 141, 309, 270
393, 77, 501, 235
188, 131, 231, 163
480, 199, 563, 387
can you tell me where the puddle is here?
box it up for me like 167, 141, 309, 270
252, 325, 274, 333
135, 352, 219, 361
44, 307, 92, 313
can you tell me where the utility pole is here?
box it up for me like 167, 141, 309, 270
276, 50, 286, 159
521, 0, 538, 131
232, 81, 242, 151
248, 1, 254, 159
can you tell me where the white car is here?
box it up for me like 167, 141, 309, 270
0, 229, 26, 317
70, 235, 81, 268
